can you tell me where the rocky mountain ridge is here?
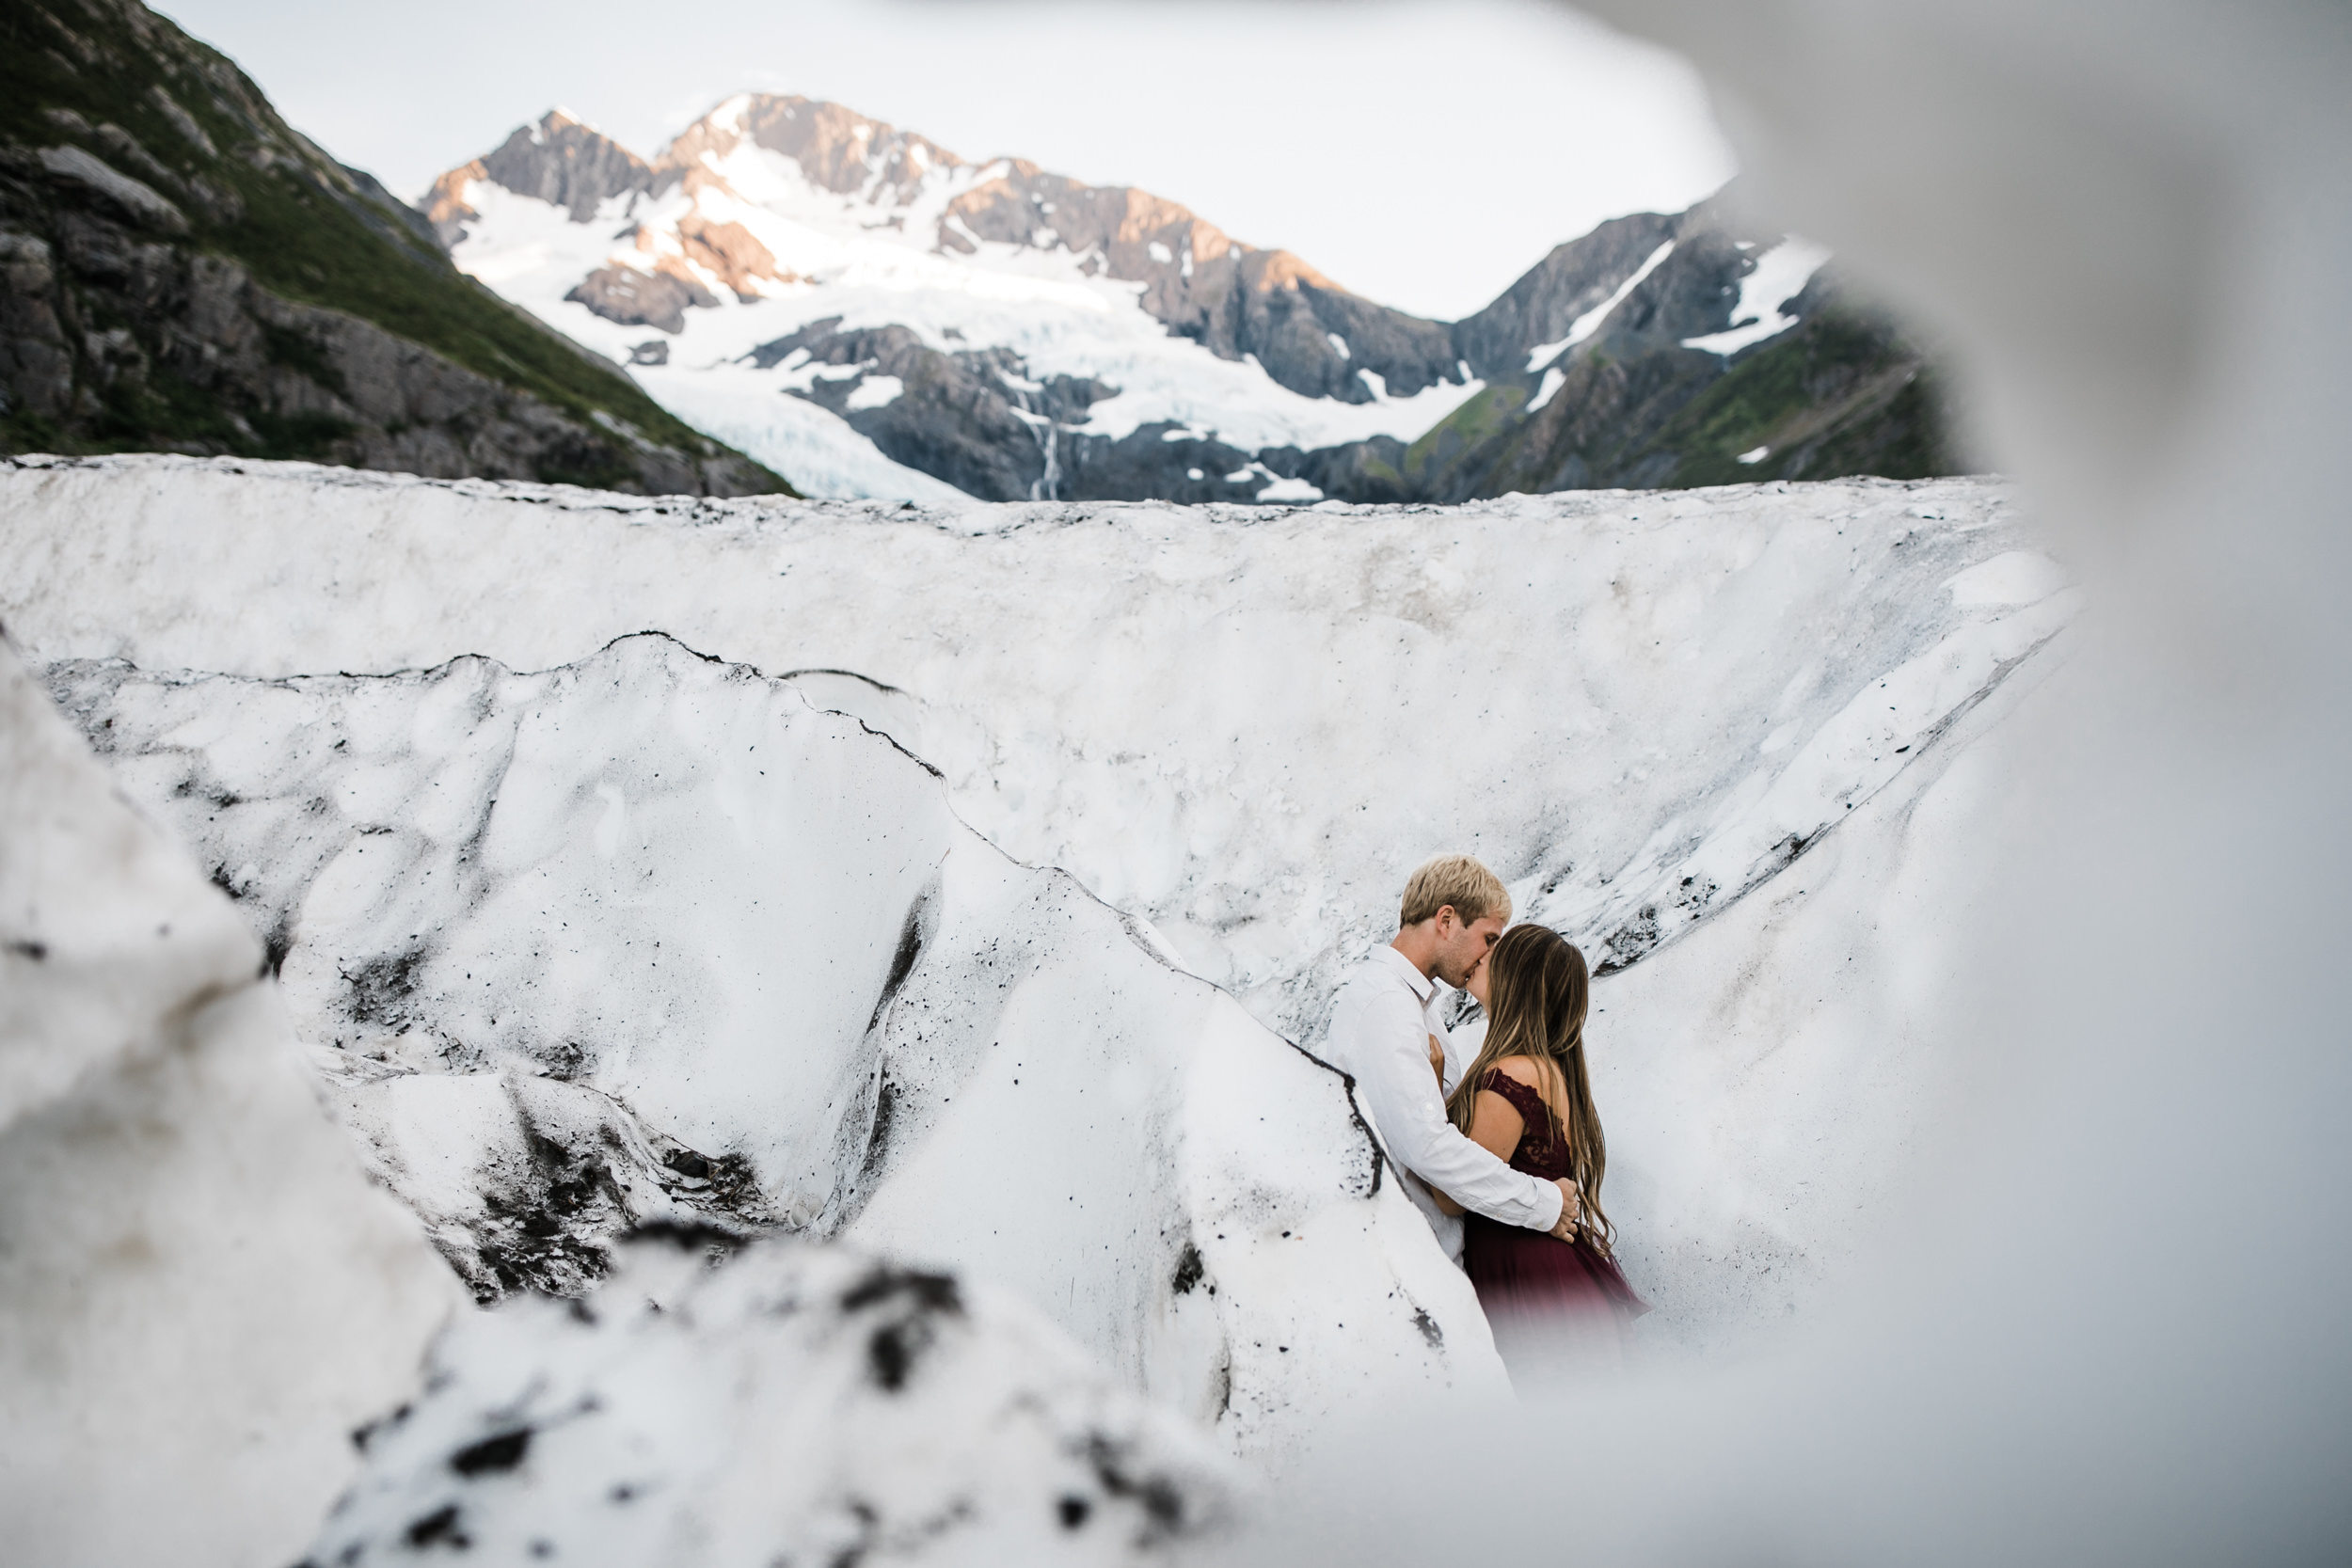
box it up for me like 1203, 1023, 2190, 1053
1387, 204, 1956, 497
0, 0, 787, 496
427, 98, 1958, 503
431, 100, 1471, 416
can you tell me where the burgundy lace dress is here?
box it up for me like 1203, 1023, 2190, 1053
1461, 1069, 1650, 1372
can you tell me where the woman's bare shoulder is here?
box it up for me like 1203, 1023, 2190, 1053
1486, 1055, 1545, 1087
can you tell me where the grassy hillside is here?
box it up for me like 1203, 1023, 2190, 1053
0, 0, 789, 492
1640, 307, 1961, 488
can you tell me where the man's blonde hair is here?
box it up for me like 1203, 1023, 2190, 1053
1398, 854, 1512, 929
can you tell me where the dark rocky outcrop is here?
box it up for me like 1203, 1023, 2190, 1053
747, 318, 1117, 501
1385, 199, 1963, 499
1450, 211, 1685, 379
0, 0, 789, 496
565, 262, 717, 335
476, 112, 660, 223
421, 109, 669, 247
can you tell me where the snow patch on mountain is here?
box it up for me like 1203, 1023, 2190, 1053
452, 177, 1482, 468
1525, 239, 1677, 371
1682, 236, 1832, 356
636, 365, 967, 502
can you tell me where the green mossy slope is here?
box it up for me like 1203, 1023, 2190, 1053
0, 0, 790, 493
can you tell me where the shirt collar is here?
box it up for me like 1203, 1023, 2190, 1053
1374, 943, 1438, 1006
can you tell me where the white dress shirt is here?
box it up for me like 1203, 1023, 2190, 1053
1324, 945, 1565, 1261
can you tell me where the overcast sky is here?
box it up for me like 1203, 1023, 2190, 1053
151, 0, 1736, 321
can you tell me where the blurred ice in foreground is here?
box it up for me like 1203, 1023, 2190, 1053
1243, 1, 2352, 1563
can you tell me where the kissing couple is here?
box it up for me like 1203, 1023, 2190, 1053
1327, 854, 1649, 1377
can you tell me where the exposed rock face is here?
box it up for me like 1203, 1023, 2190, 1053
933, 161, 1460, 404
646, 94, 1461, 403
435, 99, 1470, 409
479, 108, 660, 220
1379, 198, 1962, 499
1451, 212, 1686, 378
747, 318, 1115, 500
0, 0, 787, 496
666, 95, 953, 205
739, 317, 1411, 505
566, 259, 718, 335
422, 109, 669, 246
673, 214, 790, 295
0, 221, 744, 488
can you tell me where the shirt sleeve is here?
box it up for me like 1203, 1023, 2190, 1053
1336, 977, 1564, 1233
1434, 990, 1486, 1093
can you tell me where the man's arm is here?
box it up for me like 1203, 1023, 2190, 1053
1341, 984, 1564, 1233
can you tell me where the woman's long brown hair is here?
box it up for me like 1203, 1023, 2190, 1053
1443, 925, 1615, 1251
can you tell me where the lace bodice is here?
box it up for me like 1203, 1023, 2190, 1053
1475, 1068, 1569, 1180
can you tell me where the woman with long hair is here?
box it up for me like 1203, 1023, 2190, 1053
1429, 923, 1648, 1374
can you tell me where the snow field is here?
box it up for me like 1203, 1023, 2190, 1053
639, 361, 970, 503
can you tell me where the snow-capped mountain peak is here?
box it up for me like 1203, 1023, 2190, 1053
425, 96, 1486, 500
425, 97, 1947, 506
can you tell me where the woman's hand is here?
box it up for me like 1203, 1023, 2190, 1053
1427, 1033, 1447, 1083
1465, 950, 1492, 1010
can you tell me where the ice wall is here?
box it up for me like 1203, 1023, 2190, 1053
1, 456, 2074, 1360
0, 457, 2055, 1044
0, 638, 463, 1568
40, 634, 1505, 1467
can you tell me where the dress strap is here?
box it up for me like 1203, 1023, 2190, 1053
1475, 1068, 1553, 1128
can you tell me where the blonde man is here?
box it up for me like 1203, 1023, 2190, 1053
1325, 855, 1580, 1262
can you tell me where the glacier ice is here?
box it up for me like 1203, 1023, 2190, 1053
0, 637, 463, 1568
11, 2, 2345, 1559
1249, 1, 2352, 1563
0, 455, 2058, 1042
1, 453, 2073, 1370
304, 1234, 1241, 1567
41, 631, 1507, 1466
